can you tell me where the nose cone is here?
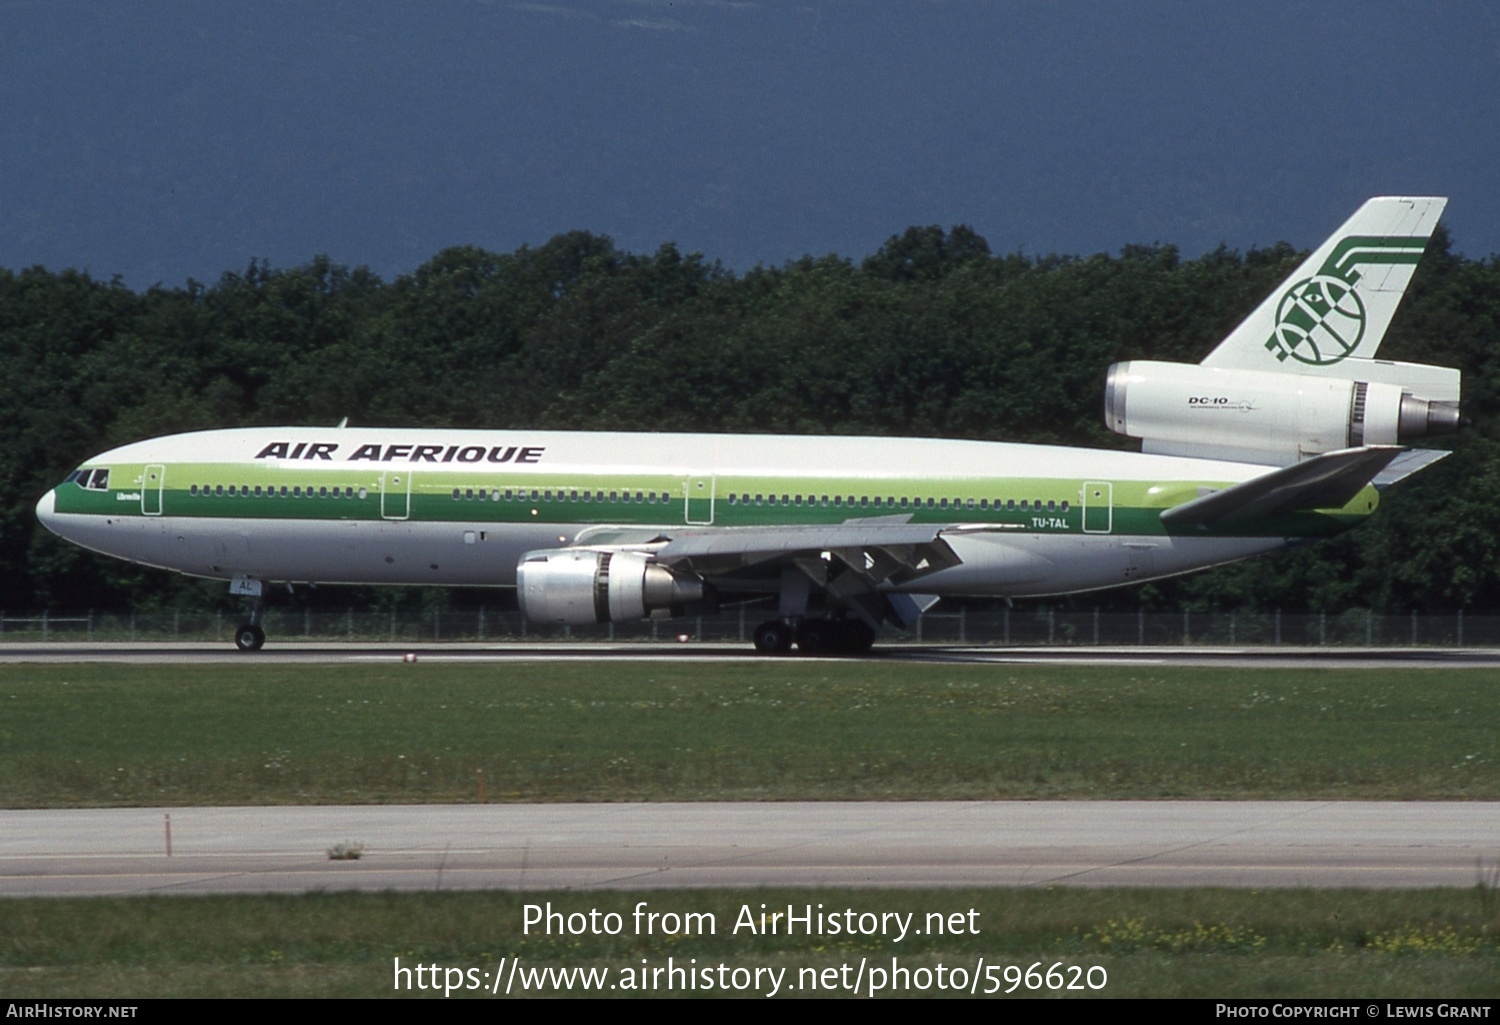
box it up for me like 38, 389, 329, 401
35, 489, 59, 535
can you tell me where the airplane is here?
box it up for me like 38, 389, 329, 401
35, 197, 1463, 654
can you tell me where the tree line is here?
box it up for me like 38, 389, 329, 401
4, 224, 1496, 614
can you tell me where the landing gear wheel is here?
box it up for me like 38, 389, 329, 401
795, 618, 876, 656
753, 620, 794, 654
235, 624, 266, 652
795, 619, 835, 655
843, 620, 877, 654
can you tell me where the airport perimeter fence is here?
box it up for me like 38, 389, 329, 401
0, 606, 1491, 647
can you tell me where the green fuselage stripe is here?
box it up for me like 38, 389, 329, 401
54, 462, 1371, 539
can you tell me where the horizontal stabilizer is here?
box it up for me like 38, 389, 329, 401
1160, 446, 1402, 528
1371, 448, 1450, 489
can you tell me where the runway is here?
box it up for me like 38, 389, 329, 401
3, 802, 1496, 896
3, 641, 1500, 668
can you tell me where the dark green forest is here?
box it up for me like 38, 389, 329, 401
4, 224, 1497, 614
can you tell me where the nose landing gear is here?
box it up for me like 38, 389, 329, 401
235, 623, 266, 651
232, 577, 268, 652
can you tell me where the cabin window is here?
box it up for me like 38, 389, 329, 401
319, 487, 328, 499
215, 485, 225, 497
570, 489, 579, 502
1047, 500, 1056, 512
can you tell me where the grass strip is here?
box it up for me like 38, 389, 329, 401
2, 662, 1498, 805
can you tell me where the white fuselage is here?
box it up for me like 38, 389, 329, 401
36, 426, 1324, 599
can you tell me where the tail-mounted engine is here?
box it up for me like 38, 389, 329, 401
517, 549, 706, 626
1104, 360, 1461, 465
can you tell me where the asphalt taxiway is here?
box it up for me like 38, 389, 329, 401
3, 641, 1500, 668
3, 802, 1496, 896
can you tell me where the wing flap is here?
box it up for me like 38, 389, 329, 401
656, 523, 961, 585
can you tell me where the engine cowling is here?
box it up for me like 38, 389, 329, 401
1104, 361, 1461, 464
517, 549, 706, 626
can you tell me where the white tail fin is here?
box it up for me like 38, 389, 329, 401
1202, 196, 1446, 372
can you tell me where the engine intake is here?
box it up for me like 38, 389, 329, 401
517, 549, 706, 626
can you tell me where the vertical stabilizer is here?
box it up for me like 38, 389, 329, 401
1202, 197, 1446, 372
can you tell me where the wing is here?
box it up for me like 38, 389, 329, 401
571, 518, 967, 627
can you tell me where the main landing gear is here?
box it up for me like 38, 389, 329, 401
753, 617, 876, 656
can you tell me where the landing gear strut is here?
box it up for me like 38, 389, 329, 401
234, 579, 268, 652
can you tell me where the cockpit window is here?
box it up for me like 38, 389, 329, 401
77, 468, 110, 491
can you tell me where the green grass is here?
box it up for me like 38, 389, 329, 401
2, 663, 1498, 806
3, 888, 1499, 997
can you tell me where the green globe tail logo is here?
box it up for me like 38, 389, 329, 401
1266, 275, 1365, 366
1262, 233, 1427, 367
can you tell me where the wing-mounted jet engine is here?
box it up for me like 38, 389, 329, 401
517, 548, 707, 625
